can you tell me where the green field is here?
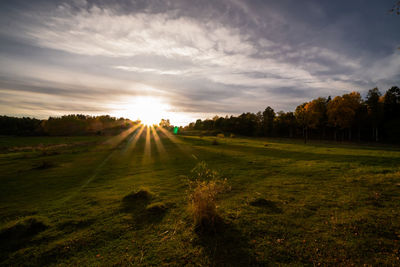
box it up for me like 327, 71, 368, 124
1, 128, 400, 266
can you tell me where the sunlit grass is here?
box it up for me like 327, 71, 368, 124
1, 131, 400, 265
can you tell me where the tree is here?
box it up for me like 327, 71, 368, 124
389, 1, 400, 15
383, 86, 400, 141
262, 106, 275, 137
159, 119, 171, 128
295, 103, 309, 143
275, 111, 296, 138
327, 92, 362, 141
304, 97, 328, 139
365, 88, 382, 141
383, 86, 400, 120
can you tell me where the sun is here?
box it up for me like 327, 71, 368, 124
123, 96, 169, 126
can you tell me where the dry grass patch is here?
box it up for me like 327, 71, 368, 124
187, 162, 230, 229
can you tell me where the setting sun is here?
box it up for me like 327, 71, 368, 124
125, 96, 169, 125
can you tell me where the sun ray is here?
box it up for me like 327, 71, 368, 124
157, 126, 193, 156
142, 125, 152, 164
60, 124, 141, 203
124, 124, 146, 153
103, 123, 140, 148
150, 125, 167, 159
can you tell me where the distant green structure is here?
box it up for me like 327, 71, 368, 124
173, 126, 179, 135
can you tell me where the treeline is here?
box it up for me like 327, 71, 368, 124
0, 115, 135, 136
184, 86, 400, 143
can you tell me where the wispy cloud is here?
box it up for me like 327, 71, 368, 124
0, 0, 399, 124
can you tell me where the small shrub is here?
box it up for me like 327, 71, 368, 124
187, 162, 229, 229
229, 133, 235, 138
216, 133, 225, 138
189, 179, 229, 228
189, 161, 218, 182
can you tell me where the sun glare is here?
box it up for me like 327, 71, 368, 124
121, 96, 169, 125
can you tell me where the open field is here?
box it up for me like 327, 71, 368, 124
1, 127, 400, 266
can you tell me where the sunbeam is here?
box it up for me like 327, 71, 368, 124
150, 125, 167, 160
157, 126, 193, 156
60, 124, 141, 203
142, 125, 152, 164
103, 123, 140, 148
124, 124, 146, 154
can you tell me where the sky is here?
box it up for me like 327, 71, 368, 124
0, 0, 399, 126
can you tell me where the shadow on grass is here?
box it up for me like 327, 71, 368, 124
194, 217, 259, 266
121, 190, 169, 228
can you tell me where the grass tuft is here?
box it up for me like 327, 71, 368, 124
187, 162, 229, 229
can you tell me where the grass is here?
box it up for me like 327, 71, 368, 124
0, 129, 399, 265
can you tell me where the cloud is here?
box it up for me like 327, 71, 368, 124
0, 0, 399, 125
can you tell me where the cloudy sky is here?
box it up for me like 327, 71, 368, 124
0, 0, 399, 125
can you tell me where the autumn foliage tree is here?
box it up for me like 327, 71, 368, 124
327, 92, 362, 140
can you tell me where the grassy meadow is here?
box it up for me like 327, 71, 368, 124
0, 127, 400, 266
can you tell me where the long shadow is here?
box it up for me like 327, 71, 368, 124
194, 219, 259, 266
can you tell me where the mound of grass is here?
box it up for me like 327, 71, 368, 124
121, 189, 154, 212
0, 217, 49, 257
122, 189, 153, 203
0, 217, 48, 239
145, 202, 168, 214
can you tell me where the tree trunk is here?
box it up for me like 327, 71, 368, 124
349, 128, 352, 141
375, 127, 379, 142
